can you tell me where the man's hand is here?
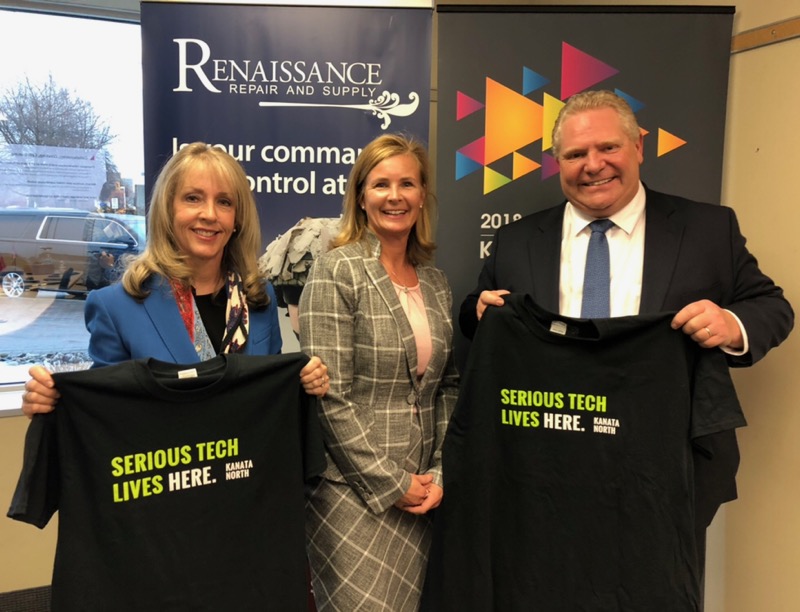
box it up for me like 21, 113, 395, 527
476, 289, 511, 320
671, 299, 743, 350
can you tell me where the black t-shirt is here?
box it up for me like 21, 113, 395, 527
9, 353, 325, 612
422, 295, 745, 612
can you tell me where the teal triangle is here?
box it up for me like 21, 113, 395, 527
456, 152, 483, 180
614, 89, 645, 113
522, 67, 550, 95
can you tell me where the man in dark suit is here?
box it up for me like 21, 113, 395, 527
458, 90, 793, 600
461, 90, 792, 356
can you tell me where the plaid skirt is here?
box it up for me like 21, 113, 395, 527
306, 477, 434, 611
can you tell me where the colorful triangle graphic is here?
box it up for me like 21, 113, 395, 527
458, 137, 485, 165
457, 91, 485, 121
485, 77, 543, 165
513, 153, 541, 179
561, 43, 619, 100
614, 89, 645, 113
484, 166, 512, 194
456, 152, 484, 180
657, 128, 687, 157
542, 93, 565, 152
540, 152, 560, 180
522, 67, 550, 95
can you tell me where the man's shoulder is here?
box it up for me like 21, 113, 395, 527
499, 202, 565, 236
646, 187, 733, 220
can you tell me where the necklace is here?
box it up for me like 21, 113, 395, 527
383, 259, 415, 293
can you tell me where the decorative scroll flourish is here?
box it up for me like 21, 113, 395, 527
258, 91, 420, 129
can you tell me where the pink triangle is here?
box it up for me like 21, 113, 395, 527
457, 91, 485, 121
540, 153, 560, 180
459, 137, 486, 165
561, 43, 619, 100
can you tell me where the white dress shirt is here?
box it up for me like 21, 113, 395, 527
559, 182, 646, 318
558, 181, 748, 354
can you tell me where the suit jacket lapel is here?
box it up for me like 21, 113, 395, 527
143, 276, 200, 363
530, 204, 565, 312
640, 190, 684, 314
363, 237, 419, 381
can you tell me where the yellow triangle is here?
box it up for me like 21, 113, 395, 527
484, 166, 512, 194
512, 153, 541, 179
542, 93, 565, 152
657, 128, 686, 157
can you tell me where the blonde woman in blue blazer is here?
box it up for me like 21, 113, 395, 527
299, 134, 459, 611
22, 143, 328, 414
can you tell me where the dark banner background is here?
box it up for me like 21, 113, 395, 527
435, 6, 734, 364
142, 2, 431, 245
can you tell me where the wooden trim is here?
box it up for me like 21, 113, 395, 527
731, 16, 800, 54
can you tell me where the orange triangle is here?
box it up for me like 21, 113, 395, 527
485, 78, 543, 165
512, 153, 541, 179
657, 128, 686, 157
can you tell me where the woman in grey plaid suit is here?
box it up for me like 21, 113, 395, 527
299, 134, 459, 611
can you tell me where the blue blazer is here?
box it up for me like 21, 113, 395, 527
85, 274, 282, 367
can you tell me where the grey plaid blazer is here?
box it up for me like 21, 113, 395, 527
299, 232, 459, 514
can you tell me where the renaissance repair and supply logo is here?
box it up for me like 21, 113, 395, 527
172, 38, 421, 129
455, 42, 688, 195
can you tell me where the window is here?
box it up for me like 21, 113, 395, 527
0, 8, 143, 413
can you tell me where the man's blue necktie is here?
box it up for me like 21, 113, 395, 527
581, 219, 615, 319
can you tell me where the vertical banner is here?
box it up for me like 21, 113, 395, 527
436, 6, 733, 358
141, 1, 431, 244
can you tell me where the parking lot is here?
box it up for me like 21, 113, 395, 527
0, 295, 90, 385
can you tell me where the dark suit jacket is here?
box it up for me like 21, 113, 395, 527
460, 187, 793, 364
84, 274, 283, 367
459, 186, 794, 527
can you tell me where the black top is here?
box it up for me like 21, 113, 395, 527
193, 287, 226, 353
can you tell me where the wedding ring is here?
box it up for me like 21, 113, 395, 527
705, 327, 713, 338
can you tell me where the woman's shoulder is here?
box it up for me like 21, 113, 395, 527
88, 273, 165, 306
86, 278, 131, 305
321, 239, 370, 261
417, 263, 451, 286
312, 241, 372, 274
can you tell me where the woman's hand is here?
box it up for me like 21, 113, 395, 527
21, 365, 59, 418
394, 474, 443, 515
300, 355, 329, 397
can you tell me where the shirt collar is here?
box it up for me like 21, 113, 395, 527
565, 181, 646, 236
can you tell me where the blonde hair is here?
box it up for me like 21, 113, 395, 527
334, 133, 436, 265
122, 142, 268, 307
552, 90, 641, 159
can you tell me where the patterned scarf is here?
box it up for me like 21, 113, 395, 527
170, 271, 250, 359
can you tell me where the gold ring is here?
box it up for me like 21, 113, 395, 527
705, 327, 713, 338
